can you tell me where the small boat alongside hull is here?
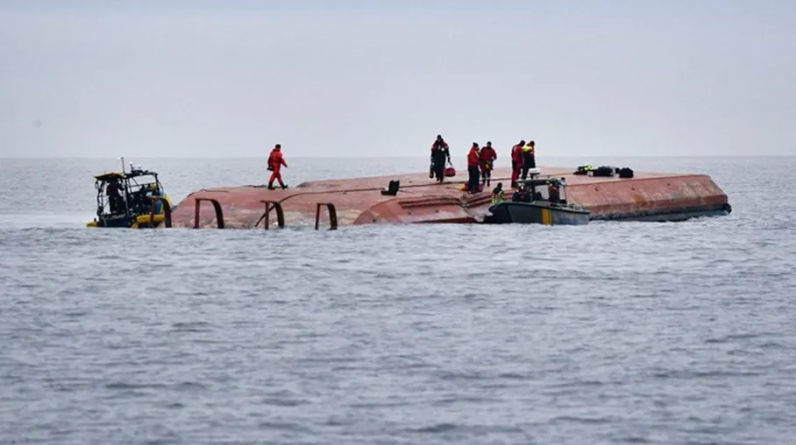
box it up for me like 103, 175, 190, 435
485, 201, 590, 226
483, 172, 589, 226
86, 160, 173, 229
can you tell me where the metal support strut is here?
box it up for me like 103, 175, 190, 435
194, 198, 225, 229
256, 200, 285, 230
315, 203, 338, 230
148, 196, 173, 228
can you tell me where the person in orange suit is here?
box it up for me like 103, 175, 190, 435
510, 139, 525, 188
467, 142, 481, 194
267, 144, 288, 190
480, 141, 497, 187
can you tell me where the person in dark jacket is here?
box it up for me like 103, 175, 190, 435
511, 186, 531, 203
430, 135, 451, 183
491, 182, 505, 205
467, 142, 481, 193
521, 140, 536, 180
106, 178, 123, 214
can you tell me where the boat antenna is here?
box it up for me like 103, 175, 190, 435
119, 157, 125, 173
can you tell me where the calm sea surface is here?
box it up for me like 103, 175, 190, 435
1, 156, 794, 444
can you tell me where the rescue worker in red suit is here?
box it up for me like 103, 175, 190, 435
267, 144, 288, 190
510, 140, 525, 188
467, 142, 481, 193
480, 141, 497, 187
430, 135, 451, 183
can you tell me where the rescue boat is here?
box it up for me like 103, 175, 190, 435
86, 160, 173, 229
484, 170, 590, 226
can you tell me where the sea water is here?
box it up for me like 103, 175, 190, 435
1, 156, 794, 444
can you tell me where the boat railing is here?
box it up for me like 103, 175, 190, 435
315, 203, 338, 230
194, 198, 225, 229
256, 200, 285, 230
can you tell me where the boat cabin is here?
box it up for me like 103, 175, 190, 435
93, 165, 166, 219
513, 169, 569, 206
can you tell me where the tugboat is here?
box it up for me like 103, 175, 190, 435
484, 169, 590, 226
86, 159, 174, 228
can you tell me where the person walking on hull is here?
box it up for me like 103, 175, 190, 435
467, 142, 481, 194
521, 140, 536, 180
267, 144, 288, 190
430, 135, 451, 183
480, 141, 497, 187
511, 140, 525, 188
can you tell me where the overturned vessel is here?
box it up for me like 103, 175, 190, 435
161, 165, 731, 229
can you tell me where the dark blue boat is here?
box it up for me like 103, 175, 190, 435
484, 172, 590, 226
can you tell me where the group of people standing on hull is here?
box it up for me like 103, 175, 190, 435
430, 135, 537, 193
430, 135, 500, 194
265, 137, 536, 195
511, 139, 536, 188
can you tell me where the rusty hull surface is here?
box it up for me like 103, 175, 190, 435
169, 166, 730, 228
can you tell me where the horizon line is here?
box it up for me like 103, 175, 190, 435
1, 154, 793, 160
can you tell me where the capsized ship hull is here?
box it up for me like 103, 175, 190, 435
165, 166, 731, 229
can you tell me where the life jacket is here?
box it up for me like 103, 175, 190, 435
491, 189, 505, 205
522, 144, 535, 156
467, 148, 480, 167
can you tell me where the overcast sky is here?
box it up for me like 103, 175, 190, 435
1, 0, 794, 158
